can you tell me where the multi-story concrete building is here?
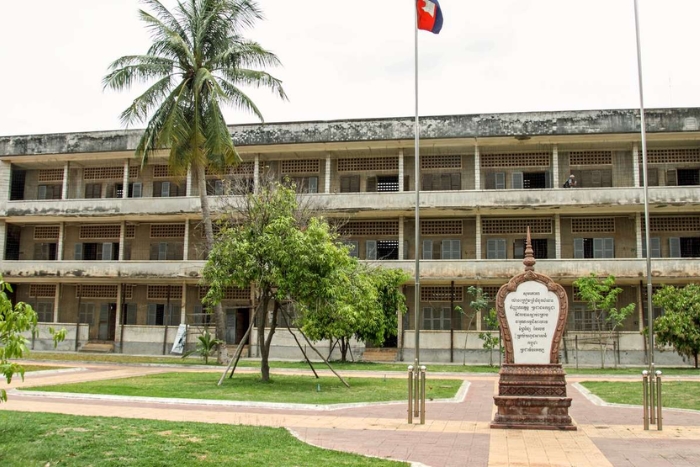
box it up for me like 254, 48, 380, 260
1, 108, 699, 365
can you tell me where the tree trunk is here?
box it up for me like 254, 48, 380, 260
695, 352, 698, 369
195, 164, 227, 364
258, 295, 269, 381
340, 337, 348, 363
260, 301, 279, 382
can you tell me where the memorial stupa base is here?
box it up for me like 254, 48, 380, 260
491, 364, 576, 431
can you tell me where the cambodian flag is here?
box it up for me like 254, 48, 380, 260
417, 0, 443, 34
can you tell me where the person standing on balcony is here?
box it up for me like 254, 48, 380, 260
563, 174, 576, 188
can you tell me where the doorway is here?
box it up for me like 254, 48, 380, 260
225, 307, 250, 345
98, 303, 117, 341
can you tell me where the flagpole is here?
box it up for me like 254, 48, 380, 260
633, 0, 654, 371
413, 1, 421, 369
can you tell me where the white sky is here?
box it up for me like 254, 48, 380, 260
1, 0, 699, 136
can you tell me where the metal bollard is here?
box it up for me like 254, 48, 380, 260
656, 370, 663, 431
420, 366, 426, 425
407, 366, 413, 424
649, 363, 656, 424
414, 368, 420, 417
642, 370, 649, 430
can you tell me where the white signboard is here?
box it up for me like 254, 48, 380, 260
170, 324, 187, 354
504, 281, 560, 364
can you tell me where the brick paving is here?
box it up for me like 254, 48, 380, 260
2, 363, 700, 466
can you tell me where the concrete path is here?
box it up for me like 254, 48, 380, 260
2, 362, 700, 467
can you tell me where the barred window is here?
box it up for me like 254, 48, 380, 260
147, 285, 183, 300
153, 165, 185, 178
645, 148, 700, 164
482, 218, 552, 235
34, 226, 60, 240
337, 157, 398, 172
571, 218, 615, 233
421, 286, 463, 302
569, 151, 613, 165
125, 225, 135, 238
84, 166, 139, 180
29, 284, 56, 298
38, 169, 64, 182
644, 216, 700, 232
340, 221, 399, 236
480, 287, 500, 300
480, 152, 550, 168
150, 224, 185, 238
421, 220, 463, 236
75, 285, 118, 299
422, 155, 462, 169
199, 286, 251, 301
80, 225, 121, 239
281, 159, 320, 174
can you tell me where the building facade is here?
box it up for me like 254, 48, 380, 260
1, 108, 699, 365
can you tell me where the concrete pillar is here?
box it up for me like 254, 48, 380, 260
555, 214, 561, 259
398, 216, 405, 259
254, 155, 260, 193
0, 221, 5, 262
62, 162, 69, 199
398, 149, 404, 192
474, 145, 481, 190
552, 145, 560, 188
633, 143, 640, 188
186, 164, 193, 196
122, 159, 130, 199
57, 222, 65, 261
636, 213, 643, 259
119, 221, 126, 261
183, 220, 190, 261
115, 284, 123, 341
475, 214, 482, 260
0, 161, 11, 203
53, 284, 60, 323
325, 153, 331, 193
180, 283, 187, 324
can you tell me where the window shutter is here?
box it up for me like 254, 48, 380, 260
651, 237, 661, 258
365, 240, 377, 260
350, 175, 360, 192
147, 304, 157, 325
439, 174, 451, 190
423, 307, 432, 330
573, 238, 584, 259
404, 175, 410, 191
544, 171, 551, 189
74, 243, 83, 260
669, 237, 681, 257
485, 172, 495, 190
601, 169, 613, 187
512, 172, 523, 189
450, 173, 461, 190
486, 239, 497, 259
497, 239, 506, 259
346, 240, 359, 258
214, 180, 224, 195
161, 181, 171, 197
366, 176, 377, 192
38, 185, 47, 200
546, 238, 555, 259
131, 182, 142, 198
666, 169, 677, 187
403, 240, 409, 259
442, 239, 460, 259
340, 176, 350, 193
433, 240, 441, 259
495, 172, 506, 189
604, 237, 615, 258
422, 174, 433, 191
101, 243, 113, 261
513, 239, 524, 259
126, 303, 137, 325
308, 177, 318, 194
422, 240, 433, 260
158, 242, 168, 260
593, 238, 604, 258
149, 243, 159, 260
33, 244, 43, 260
441, 240, 451, 259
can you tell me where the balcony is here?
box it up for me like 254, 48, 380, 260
1, 260, 206, 281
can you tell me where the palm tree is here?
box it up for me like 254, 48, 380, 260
104, 0, 287, 361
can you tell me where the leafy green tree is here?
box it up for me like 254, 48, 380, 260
1, 280, 65, 402
203, 182, 354, 381
461, 286, 490, 363
652, 284, 700, 368
182, 330, 224, 365
478, 308, 501, 367
573, 273, 636, 368
103, 0, 287, 359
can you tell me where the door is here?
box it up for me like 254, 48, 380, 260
98, 303, 117, 341
236, 309, 250, 345
225, 308, 237, 345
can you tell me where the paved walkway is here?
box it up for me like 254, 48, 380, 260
2, 362, 700, 466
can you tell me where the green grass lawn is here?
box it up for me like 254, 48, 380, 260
26, 372, 462, 404
580, 381, 700, 411
22, 364, 65, 372
0, 411, 406, 467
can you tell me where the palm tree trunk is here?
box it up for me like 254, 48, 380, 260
195, 164, 227, 364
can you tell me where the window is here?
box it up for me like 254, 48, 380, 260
147, 304, 180, 326
486, 238, 507, 259
677, 168, 700, 186
79, 303, 94, 324
513, 238, 549, 259
441, 240, 461, 259
367, 175, 399, 192
669, 237, 700, 257
340, 175, 360, 193
366, 240, 377, 260
149, 242, 184, 260
37, 184, 61, 200
122, 303, 137, 325
423, 307, 451, 330
522, 172, 550, 189
485, 172, 506, 189
344, 240, 359, 258
193, 305, 213, 325
572, 304, 596, 331
74, 242, 119, 261
377, 240, 399, 260
422, 240, 434, 260
569, 169, 613, 188
422, 173, 461, 191
154, 181, 186, 197
206, 179, 225, 196
642, 237, 661, 258
33, 243, 57, 261
573, 238, 614, 259
286, 176, 318, 194
36, 302, 53, 323
85, 183, 102, 198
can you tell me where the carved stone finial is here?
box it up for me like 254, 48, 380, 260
523, 226, 536, 271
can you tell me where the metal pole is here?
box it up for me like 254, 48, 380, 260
407, 365, 414, 424
414, 367, 420, 417
633, 0, 654, 375
413, 0, 421, 373
420, 366, 426, 425
650, 362, 656, 423
642, 370, 649, 430
655, 370, 663, 431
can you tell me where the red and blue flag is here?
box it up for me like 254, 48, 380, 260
417, 0, 443, 34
